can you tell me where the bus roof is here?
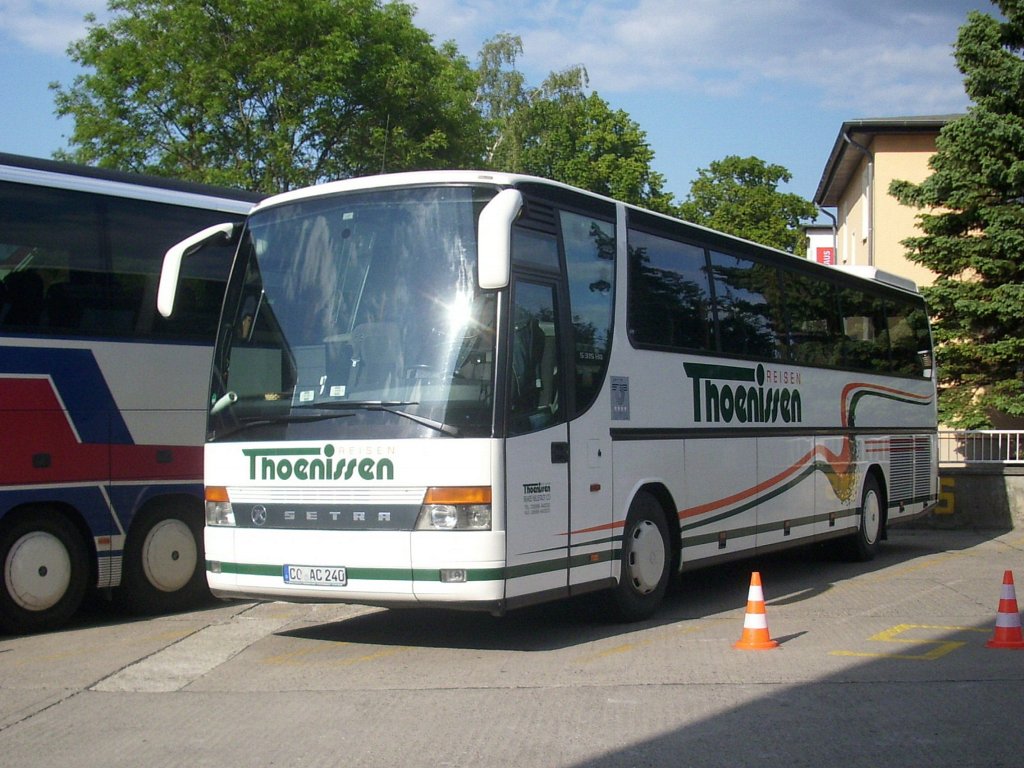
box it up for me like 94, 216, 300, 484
831, 265, 920, 293
0, 151, 263, 214
250, 170, 530, 212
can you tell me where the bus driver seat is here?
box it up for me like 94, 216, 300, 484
350, 321, 403, 394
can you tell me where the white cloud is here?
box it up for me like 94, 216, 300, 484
412, 0, 506, 53
1, 0, 981, 117
414, 0, 982, 114
0, 1, 104, 55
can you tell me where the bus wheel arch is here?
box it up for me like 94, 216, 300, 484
0, 505, 90, 634
118, 494, 209, 614
605, 487, 675, 622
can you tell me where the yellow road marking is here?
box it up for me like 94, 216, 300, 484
261, 643, 408, 667
831, 623, 988, 661
577, 623, 712, 663
3, 628, 193, 667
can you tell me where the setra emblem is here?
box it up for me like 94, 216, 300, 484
251, 504, 268, 526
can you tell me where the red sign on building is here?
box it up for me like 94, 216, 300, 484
815, 247, 836, 265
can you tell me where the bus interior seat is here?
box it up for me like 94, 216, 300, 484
536, 322, 558, 415
511, 317, 559, 429
0, 269, 45, 327
351, 321, 403, 392
44, 281, 83, 329
511, 317, 544, 411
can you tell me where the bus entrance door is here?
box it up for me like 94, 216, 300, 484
503, 279, 570, 604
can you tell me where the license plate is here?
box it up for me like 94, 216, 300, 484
283, 565, 347, 586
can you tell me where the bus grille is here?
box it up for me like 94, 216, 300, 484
889, 436, 933, 502
226, 486, 426, 505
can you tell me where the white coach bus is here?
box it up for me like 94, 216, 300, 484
159, 171, 938, 621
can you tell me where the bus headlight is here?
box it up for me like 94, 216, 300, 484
205, 486, 236, 526
427, 505, 459, 530
416, 487, 492, 531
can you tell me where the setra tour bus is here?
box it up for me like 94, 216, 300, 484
158, 171, 938, 621
0, 153, 262, 633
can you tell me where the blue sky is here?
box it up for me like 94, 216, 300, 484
0, 0, 994, 203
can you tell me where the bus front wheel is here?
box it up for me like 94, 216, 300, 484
118, 501, 208, 614
0, 510, 89, 634
606, 492, 671, 622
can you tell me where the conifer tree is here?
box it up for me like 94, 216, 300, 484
891, 0, 1024, 427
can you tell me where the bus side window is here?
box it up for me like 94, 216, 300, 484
838, 287, 890, 373
886, 300, 929, 377
782, 271, 843, 367
708, 250, 784, 360
508, 280, 562, 436
627, 229, 713, 352
562, 211, 615, 416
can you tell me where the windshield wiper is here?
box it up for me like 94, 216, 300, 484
302, 400, 459, 436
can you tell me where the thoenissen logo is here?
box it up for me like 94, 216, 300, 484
243, 444, 395, 482
684, 362, 802, 425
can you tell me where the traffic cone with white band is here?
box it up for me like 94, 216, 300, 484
986, 570, 1024, 650
734, 571, 779, 650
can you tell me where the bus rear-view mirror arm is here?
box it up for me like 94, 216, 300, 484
477, 189, 523, 290
157, 222, 242, 318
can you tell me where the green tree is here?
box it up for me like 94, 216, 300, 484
677, 155, 818, 254
52, 0, 485, 192
475, 33, 528, 169
475, 35, 674, 213
890, 0, 1024, 427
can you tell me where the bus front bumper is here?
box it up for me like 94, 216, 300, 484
204, 527, 507, 607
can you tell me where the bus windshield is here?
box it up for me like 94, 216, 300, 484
210, 184, 500, 440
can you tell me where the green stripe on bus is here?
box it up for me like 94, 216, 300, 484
680, 462, 818, 533
681, 505, 857, 548
207, 561, 504, 583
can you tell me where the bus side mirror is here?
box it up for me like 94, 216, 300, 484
157, 222, 240, 318
477, 189, 523, 290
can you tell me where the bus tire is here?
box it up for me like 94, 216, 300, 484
0, 510, 89, 634
606, 492, 671, 622
118, 500, 208, 615
842, 474, 884, 562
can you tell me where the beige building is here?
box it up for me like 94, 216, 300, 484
813, 116, 961, 288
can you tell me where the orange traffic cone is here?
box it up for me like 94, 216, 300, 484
986, 570, 1024, 649
734, 571, 778, 650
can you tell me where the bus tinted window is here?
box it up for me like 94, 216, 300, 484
886, 300, 930, 377
107, 195, 236, 341
509, 280, 563, 436
708, 250, 784, 359
782, 271, 843, 367
0, 180, 237, 341
0, 182, 102, 332
511, 227, 560, 271
838, 286, 890, 373
623, 216, 929, 378
562, 211, 615, 413
627, 229, 713, 350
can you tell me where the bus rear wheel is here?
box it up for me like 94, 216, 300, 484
605, 492, 671, 622
118, 501, 208, 615
841, 474, 884, 562
0, 510, 89, 634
